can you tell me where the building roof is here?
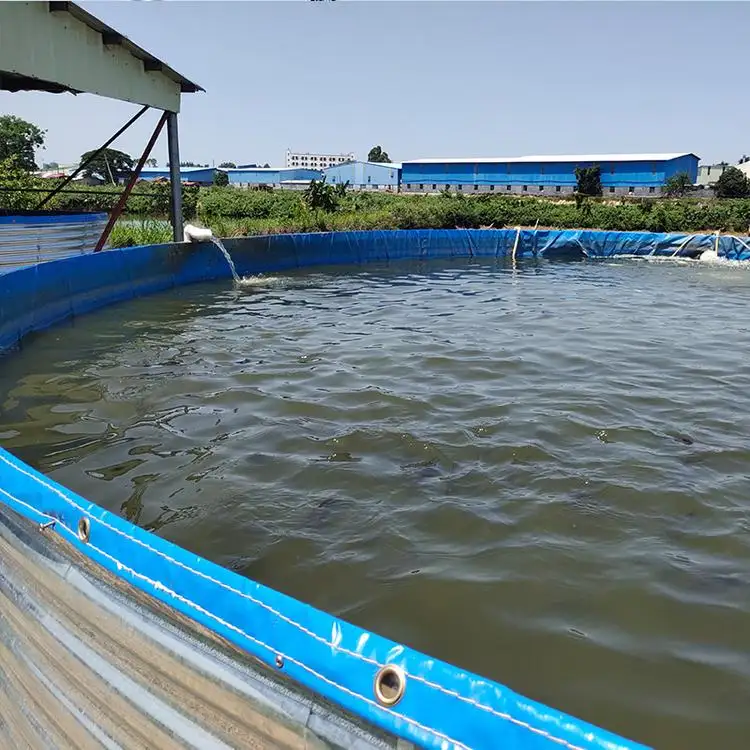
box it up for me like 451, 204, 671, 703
323, 161, 402, 170
220, 167, 321, 173
0, 1, 202, 112
141, 167, 213, 173
404, 153, 698, 165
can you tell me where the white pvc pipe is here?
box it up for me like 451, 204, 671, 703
183, 224, 214, 243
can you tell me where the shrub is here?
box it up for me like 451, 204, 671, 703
714, 167, 750, 199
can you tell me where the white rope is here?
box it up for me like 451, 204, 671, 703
669, 234, 695, 258
511, 226, 521, 263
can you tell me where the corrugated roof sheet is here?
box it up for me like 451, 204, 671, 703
404, 153, 698, 165
220, 167, 318, 173
61, 2, 203, 94
140, 167, 213, 174
323, 161, 402, 170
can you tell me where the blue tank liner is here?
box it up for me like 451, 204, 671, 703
3, 225, 729, 750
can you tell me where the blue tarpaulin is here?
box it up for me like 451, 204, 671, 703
0, 226, 722, 749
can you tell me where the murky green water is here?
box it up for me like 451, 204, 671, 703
2, 257, 750, 748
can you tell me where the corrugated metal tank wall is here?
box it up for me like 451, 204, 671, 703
0, 213, 108, 273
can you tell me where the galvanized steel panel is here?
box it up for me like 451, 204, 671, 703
0, 214, 108, 272
0, 507, 401, 750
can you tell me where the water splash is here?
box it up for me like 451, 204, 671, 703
236, 275, 284, 289
210, 237, 240, 283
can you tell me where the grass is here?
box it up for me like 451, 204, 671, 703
106, 191, 750, 249
108, 218, 172, 248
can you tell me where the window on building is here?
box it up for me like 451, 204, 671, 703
609, 187, 615, 193
539, 185, 544, 191
457, 184, 462, 191
555, 186, 561, 192
489, 185, 494, 191
649, 187, 655, 193
432, 184, 437, 190
445, 185, 450, 191
629, 186, 635, 194
419, 184, 424, 190
368, 176, 371, 182
474, 184, 479, 190
372, 184, 379, 189
506, 185, 511, 191
523, 185, 528, 191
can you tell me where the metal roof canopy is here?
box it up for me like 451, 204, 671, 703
0, 1, 203, 113
0, 1, 203, 242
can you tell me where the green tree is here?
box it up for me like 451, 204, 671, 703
42, 161, 60, 170
575, 165, 602, 196
0, 156, 38, 210
214, 170, 229, 187
663, 171, 694, 198
0, 115, 46, 171
714, 166, 749, 198
367, 146, 391, 163
80, 148, 134, 184
218, 161, 236, 168
146, 158, 158, 168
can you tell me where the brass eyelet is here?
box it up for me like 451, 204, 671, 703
77, 517, 91, 543
374, 664, 406, 707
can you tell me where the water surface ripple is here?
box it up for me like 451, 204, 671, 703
2, 257, 750, 748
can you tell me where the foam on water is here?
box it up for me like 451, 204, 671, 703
237, 275, 286, 288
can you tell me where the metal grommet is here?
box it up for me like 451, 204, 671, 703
275, 654, 284, 669
77, 517, 91, 543
374, 664, 406, 707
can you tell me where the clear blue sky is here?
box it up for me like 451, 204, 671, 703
2, 1, 746, 168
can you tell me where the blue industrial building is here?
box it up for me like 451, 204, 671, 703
139, 167, 217, 185
400, 153, 700, 196
323, 161, 401, 191
222, 167, 322, 189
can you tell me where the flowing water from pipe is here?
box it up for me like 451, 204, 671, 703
210, 237, 240, 283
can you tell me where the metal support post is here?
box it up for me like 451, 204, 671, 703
167, 112, 183, 242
